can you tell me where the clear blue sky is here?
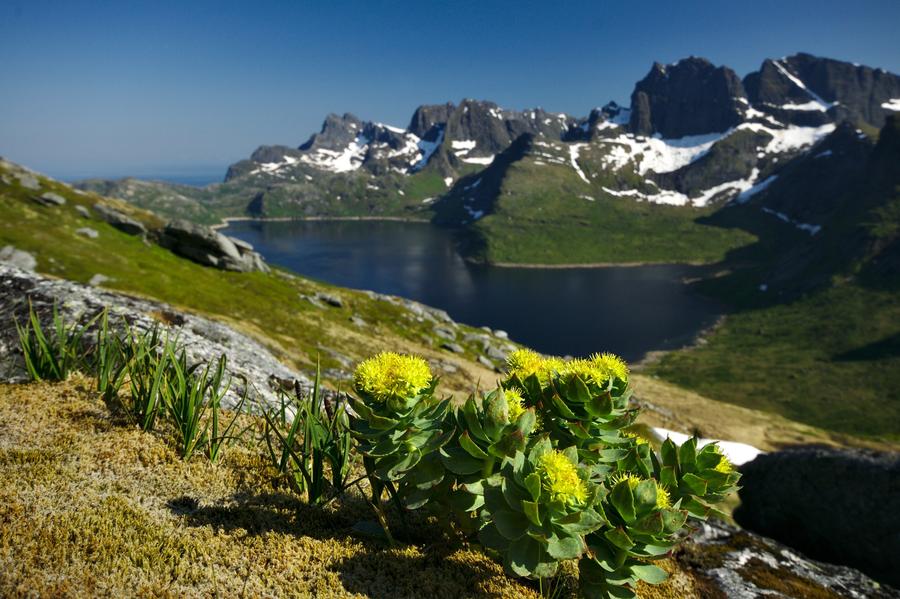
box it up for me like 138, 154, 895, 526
2, 0, 898, 179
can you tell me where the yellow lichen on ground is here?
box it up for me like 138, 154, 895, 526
0, 375, 537, 598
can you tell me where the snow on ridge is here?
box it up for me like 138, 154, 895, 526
882, 98, 900, 111
734, 173, 777, 204
451, 139, 478, 151
762, 207, 821, 235
412, 128, 444, 172
249, 155, 300, 176
597, 130, 723, 175
462, 155, 495, 165
772, 60, 836, 112
568, 144, 590, 183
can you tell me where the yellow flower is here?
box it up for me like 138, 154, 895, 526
538, 450, 588, 505
557, 353, 629, 390
656, 484, 671, 509
353, 352, 432, 403
714, 455, 734, 474
503, 388, 526, 422
608, 472, 642, 491
624, 431, 649, 446
505, 349, 564, 386
589, 352, 629, 383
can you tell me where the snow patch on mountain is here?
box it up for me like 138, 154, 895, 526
300, 136, 369, 173
249, 155, 299, 176
568, 144, 590, 183
881, 98, 900, 111
762, 207, 821, 235
771, 59, 837, 112
597, 131, 722, 175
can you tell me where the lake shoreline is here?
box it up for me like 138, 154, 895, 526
483, 259, 711, 270
212, 215, 430, 231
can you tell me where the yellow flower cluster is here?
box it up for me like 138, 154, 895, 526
353, 352, 432, 403
609, 472, 670, 508
503, 388, 526, 422
538, 450, 588, 505
505, 349, 564, 385
560, 353, 629, 387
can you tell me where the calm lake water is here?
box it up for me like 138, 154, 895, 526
223, 220, 722, 361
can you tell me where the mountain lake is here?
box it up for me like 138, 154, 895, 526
223, 219, 723, 361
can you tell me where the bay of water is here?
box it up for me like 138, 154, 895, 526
223, 220, 722, 362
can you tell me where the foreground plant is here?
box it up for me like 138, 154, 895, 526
349, 348, 740, 598
264, 362, 355, 504
15, 301, 98, 382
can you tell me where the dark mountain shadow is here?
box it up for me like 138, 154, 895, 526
834, 332, 900, 362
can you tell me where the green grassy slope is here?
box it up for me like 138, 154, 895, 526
0, 164, 499, 396
649, 118, 900, 442
459, 155, 756, 265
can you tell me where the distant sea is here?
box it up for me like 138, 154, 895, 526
60, 170, 224, 188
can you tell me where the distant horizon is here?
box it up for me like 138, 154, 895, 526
2, 0, 899, 179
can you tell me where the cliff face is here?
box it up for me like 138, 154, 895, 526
629, 57, 748, 138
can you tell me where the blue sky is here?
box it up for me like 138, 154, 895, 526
2, 0, 898, 179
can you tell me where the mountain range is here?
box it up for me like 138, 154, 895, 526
75, 53, 900, 267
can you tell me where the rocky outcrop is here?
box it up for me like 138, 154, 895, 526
629, 57, 748, 138
676, 518, 898, 598
745, 54, 900, 129
159, 220, 269, 273
734, 445, 900, 588
92, 203, 147, 236
33, 191, 66, 206
0, 246, 36, 271
0, 264, 308, 406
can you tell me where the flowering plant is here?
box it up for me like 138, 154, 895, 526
351, 349, 739, 598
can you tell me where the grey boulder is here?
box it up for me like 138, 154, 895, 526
92, 204, 146, 236
76, 227, 99, 239
0, 246, 36, 271
33, 192, 66, 206
159, 219, 269, 273
734, 445, 900, 588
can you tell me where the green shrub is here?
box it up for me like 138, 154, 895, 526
350, 349, 740, 598
15, 302, 98, 381
264, 363, 355, 505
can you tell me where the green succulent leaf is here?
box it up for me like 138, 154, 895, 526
522, 500, 542, 526
478, 523, 509, 552
547, 535, 583, 560
603, 527, 635, 551
507, 536, 543, 578
632, 564, 668, 585
440, 446, 484, 475
459, 431, 490, 460
609, 480, 636, 522
494, 509, 530, 540
681, 473, 708, 496
524, 472, 541, 501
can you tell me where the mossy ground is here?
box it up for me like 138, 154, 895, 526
0, 376, 723, 598
0, 375, 539, 598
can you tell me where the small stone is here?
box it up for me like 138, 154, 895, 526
349, 315, 367, 327
493, 329, 509, 339
88, 274, 111, 286
0, 246, 37, 271
76, 227, 99, 239
94, 204, 146, 236
485, 344, 509, 360
74, 205, 91, 218
33, 192, 66, 206
478, 355, 495, 369
16, 174, 40, 190
480, 326, 492, 333
433, 326, 456, 340
441, 342, 464, 354
315, 292, 343, 308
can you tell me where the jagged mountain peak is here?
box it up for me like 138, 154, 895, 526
629, 56, 747, 138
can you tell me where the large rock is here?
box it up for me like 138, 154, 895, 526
675, 518, 898, 598
734, 445, 900, 588
0, 246, 36, 271
92, 203, 147, 236
33, 192, 66, 206
159, 219, 269, 273
629, 57, 747, 138
0, 264, 306, 406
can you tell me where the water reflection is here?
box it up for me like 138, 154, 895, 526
224, 220, 721, 361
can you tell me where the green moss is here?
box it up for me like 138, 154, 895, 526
737, 557, 843, 599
